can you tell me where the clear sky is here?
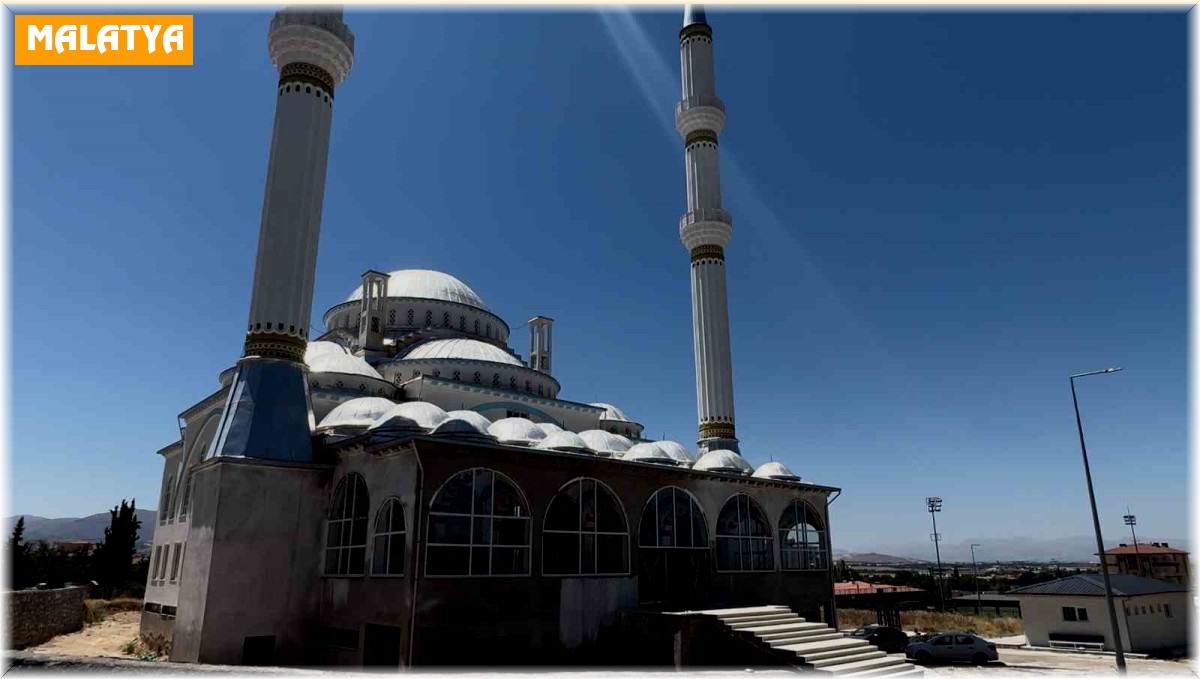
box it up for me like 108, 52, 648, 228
10, 8, 1187, 556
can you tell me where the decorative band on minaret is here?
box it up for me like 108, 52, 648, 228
207, 7, 354, 463
677, 5, 739, 454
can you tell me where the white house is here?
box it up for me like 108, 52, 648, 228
1009, 574, 1189, 653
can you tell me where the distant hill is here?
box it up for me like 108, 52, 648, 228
835, 552, 928, 565
6, 510, 157, 544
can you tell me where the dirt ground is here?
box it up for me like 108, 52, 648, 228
922, 648, 1198, 677
25, 611, 147, 660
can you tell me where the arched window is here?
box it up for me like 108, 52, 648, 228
486, 323, 491, 338
639, 487, 707, 549
425, 310, 433, 327
473, 371, 481, 384
716, 494, 774, 572
459, 315, 466, 330
372, 498, 406, 576
407, 309, 414, 325
388, 309, 396, 326
159, 477, 173, 525
780, 500, 827, 571
325, 473, 369, 576
443, 312, 451, 327
426, 469, 530, 576
544, 479, 629, 575
492, 374, 501, 387
509, 376, 517, 389
452, 370, 461, 381
474, 319, 480, 334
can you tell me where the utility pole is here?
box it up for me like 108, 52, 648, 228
926, 497, 944, 610
970, 543, 981, 615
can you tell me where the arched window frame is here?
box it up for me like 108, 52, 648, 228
159, 477, 174, 525
638, 486, 709, 550
371, 497, 407, 577
542, 478, 630, 576
325, 473, 369, 576
779, 500, 827, 571
425, 468, 531, 578
715, 493, 775, 573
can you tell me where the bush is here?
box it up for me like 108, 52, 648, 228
838, 609, 1023, 638
85, 598, 143, 625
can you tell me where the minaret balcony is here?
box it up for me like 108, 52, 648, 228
680, 208, 733, 250
676, 96, 726, 137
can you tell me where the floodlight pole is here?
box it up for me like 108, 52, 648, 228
1071, 367, 1126, 673
926, 496, 944, 610
970, 543, 981, 615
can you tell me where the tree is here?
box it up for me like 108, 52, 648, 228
8, 517, 29, 589
95, 499, 141, 598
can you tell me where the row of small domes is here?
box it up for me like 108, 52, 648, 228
317, 397, 800, 481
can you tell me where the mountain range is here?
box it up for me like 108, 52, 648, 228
7, 510, 158, 544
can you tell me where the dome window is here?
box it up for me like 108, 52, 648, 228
525, 380, 531, 393
407, 309, 414, 325
388, 309, 396, 326
492, 374, 500, 387
474, 320, 480, 334
473, 371, 482, 384
509, 376, 517, 389
452, 371, 461, 381
459, 316, 466, 330
443, 312, 451, 327
425, 310, 433, 327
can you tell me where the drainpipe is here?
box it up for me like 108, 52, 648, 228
407, 443, 423, 670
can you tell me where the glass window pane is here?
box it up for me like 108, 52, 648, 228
675, 493, 694, 548
426, 546, 469, 576
373, 535, 388, 574
717, 537, 737, 570
351, 517, 367, 546
389, 501, 405, 531
493, 477, 525, 518
429, 515, 470, 544
388, 534, 406, 575
352, 477, 369, 517
493, 518, 529, 546
580, 480, 597, 532
492, 547, 529, 575
325, 548, 339, 574
595, 485, 625, 533
546, 492, 579, 532
471, 547, 491, 575
472, 517, 492, 545
432, 472, 473, 514
473, 470, 494, 515
597, 534, 628, 574
747, 503, 769, 536
639, 496, 658, 547
327, 521, 344, 549
544, 532, 580, 575
581, 534, 596, 575
657, 491, 676, 547
348, 546, 365, 574
718, 499, 740, 536
693, 499, 709, 545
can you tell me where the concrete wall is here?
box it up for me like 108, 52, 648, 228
1019, 593, 1190, 653
6, 586, 86, 649
1123, 592, 1190, 652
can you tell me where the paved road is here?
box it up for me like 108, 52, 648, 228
922, 648, 1197, 677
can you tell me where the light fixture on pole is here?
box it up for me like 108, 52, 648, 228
926, 496, 944, 610
1070, 366, 1126, 673
1124, 508, 1142, 576
970, 543, 981, 615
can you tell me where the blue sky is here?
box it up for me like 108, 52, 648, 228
10, 8, 1187, 556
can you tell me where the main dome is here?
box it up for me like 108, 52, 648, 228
400, 338, 523, 367
344, 269, 488, 311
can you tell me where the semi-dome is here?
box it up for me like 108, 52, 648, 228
536, 431, 593, 454
307, 352, 383, 380
655, 440, 695, 466
590, 402, 633, 422
317, 396, 396, 431
693, 449, 753, 475
622, 442, 676, 466
535, 422, 564, 436
488, 417, 547, 446
752, 461, 800, 481
370, 401, 448, 432
431, 415, 494, 441
578, 430, 633, 457
304, 340, 349, 363
345, 269, 488, 310
400, 338, 523, 367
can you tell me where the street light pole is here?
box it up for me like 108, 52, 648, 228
970, 543, 981, 615
926, 497, 944, 610
1071, 367, 1126, 673
1124, 509, 1142, 576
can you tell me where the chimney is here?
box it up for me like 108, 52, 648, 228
528, 316, 553, 374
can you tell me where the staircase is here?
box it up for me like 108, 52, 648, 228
699, 606, 922, 678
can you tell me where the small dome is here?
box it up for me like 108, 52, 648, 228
304, 341, 349, 363
370, 401, 448, 432
693, 449, 753, 475
488, 417, 547, 446
578, 430, 633, 457
317, 397, 396, 431
752, 461, 801, 481
655, 440, 696, 466
536, 431, 593, 454
431, 415, 494, 441
535, 422, 565, 436
590, 402, 634, 422
401, 338, 523, 367
622, 442, 676, 466
444, 410, 494, 431
345, 269, 489, 310
308, 352, 383, 380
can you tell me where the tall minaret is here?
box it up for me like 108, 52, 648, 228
207, 7, 354, 462
677, 5, 739, 454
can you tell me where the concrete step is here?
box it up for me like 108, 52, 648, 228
807, 649, 886, 668
839, 663, 922, 679
760, 626, 839, 643
778, 636, 869, 656
734, 620, 819, 635
801, 645, 890, 662
726, 613, 801, 628
703, 605, 790, 618
826, 655, 911, 676
767, 631, 845, 647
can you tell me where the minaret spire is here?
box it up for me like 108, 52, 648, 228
207, 7, 355, 462
676, 6, 739, 454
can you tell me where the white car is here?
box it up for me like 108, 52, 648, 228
905, 632, 999, 665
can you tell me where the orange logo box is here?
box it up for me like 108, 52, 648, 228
15, 15, 193, 66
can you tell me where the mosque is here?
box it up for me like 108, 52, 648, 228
140, 5, 846, 669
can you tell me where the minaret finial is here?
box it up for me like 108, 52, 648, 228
683, 5, 708, 27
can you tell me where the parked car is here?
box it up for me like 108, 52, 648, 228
905, 632, 999, 665
846, 625, 910, 654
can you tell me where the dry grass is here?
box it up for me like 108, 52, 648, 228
838, 609, 1024, 638
84, 598, 143, 625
